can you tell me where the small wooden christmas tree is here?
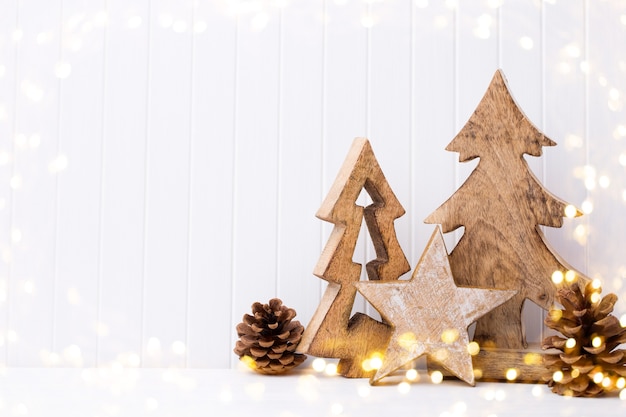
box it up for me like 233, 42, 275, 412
425, 69, 589, 381
297, 138, 411, 378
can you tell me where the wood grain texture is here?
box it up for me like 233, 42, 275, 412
297, 138, 410, 378
356, 227, 516, 385
427, 345, 549, 383
425, 69, 589, 350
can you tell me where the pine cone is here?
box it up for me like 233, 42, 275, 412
234, 298, 306, 375
542, 281, 626, 397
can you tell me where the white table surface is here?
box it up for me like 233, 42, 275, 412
1, 367, 625, 417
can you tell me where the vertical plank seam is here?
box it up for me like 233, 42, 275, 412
228, 14, 240, 369
6, 0, 21, 367
583, 0, 590, 274
365, 2, 371, 140
408, 0, 415, 265
184, 0, 196, 369
453, 4, 459, 189
452, 1, 461, 246
497, 4, 502, 68
319, 0, 327, 300
51, 0, 66, 358
540, 0, 547, 343
140, 0, 153, 367
275, 8, 283, 299
95, 0, 110, 367
363, 0, 372, 315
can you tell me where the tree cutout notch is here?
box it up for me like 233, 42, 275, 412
297, 137, 411, 378
425, 69, 589, 351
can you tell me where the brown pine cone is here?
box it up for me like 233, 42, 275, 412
234, 298, 307, 375
542, 281, 626, 397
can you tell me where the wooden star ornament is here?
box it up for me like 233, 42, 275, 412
355, 227, 517, 385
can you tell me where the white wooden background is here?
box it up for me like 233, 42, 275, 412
0, 0, 625, 369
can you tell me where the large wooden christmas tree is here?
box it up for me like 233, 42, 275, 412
425, 70, 589, 356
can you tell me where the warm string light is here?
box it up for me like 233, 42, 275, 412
551, 270, 579, 285
311, 358, 326, 373
361, 352, 383, 372
551, 270, 564, 284
310, 358, 338, 376
430, 370, 443, 384
505, 368, 518, 381
397, 381, 411, 394
405, 368, 419, 381
324, 362, 338, 376
467, 341, 480, 356
591, 336, 603, 348
441, 329, 459, 344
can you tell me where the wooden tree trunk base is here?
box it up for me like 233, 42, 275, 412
426, 345, 550, 383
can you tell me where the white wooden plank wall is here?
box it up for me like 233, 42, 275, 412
0, 0, 625, 369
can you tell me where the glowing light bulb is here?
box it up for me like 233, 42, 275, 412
565, 43, 581, 58
599, 175, 611, 188
369, 356, 382, 370
146, 337, 161, 356
565, 270, 577, 283
398, 381, 411, 394
240, 355, 256, 370
324, 362, 337, 376
592, 336, 602, 348
398, 332, 417, 349
519, 36, 534, 50
505, 368, 518, 381
549, 309, 563, 321
552, 271, 564, 284
564, 205, 578, 218
553, 371, 564, 382
361, 352, 383, 372
590, 292, 601, 304
523, 353, 542, 365
467, 341, 480, 356
172, 340, 186, 355
405, 369, 419, 381
312, 358, 326, 372
441, 328, 459, 344
430, 370, 443, 384
565, 338, 576, 349
593, 372, 604, 384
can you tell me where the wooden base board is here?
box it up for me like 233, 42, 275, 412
427, 345, 551, 383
